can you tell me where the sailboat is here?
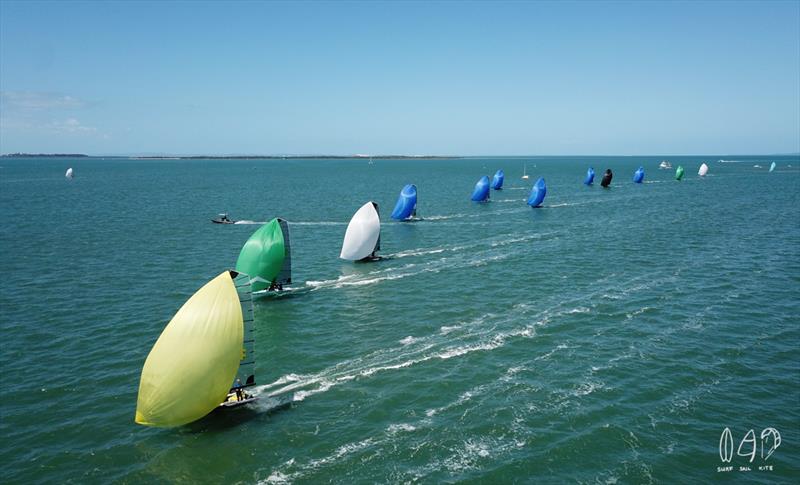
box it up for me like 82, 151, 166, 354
391, 184, 418, 221
527, 177, 547, 208
633, 166, 645, 183
471, 176, 490, 202
522, 163, 529, 180
675, 165, 685, 181
491, 170, 504, 190
135, 270, 256, 427
341, 202, 381, 261
600, 169, 613, 187
584, 167, 595, 185
698, 163, 708, 177
235, 218, 292, 292
65, 167, 74, 179
769, 162, 776, 172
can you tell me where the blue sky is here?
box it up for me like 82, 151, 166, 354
1, 0, 798, 155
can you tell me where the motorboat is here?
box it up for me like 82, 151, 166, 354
212, 213, 236, 224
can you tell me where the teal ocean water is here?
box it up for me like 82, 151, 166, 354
1, 155, 798, 483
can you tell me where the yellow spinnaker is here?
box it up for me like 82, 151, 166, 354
135, 271, 243, 427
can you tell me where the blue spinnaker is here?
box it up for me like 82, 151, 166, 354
584, 167, 595, 185
391, 184, 418, 220
527, 177, 546, 208
471, 176, 490, 202
491, 170, 504, 190
633, 166, 645, 183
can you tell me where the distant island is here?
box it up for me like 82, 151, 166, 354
131, 155, 459, 160
1, 153, 89, 158
0, 153, 458, 160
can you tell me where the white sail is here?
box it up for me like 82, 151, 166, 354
769, 162, 776, 172
698, 163, 708, 176
340, 202, 381, 261
65, 167, 74, 179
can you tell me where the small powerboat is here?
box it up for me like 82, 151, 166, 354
212, 213, 236, 224
659, 160, 672, 169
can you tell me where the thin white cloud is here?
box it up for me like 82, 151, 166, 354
0, 91, 85, 112
46, 118, 97, 134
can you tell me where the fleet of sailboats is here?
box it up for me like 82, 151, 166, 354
133, 158, 772, 427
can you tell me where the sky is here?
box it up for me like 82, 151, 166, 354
0, 0, 798, 156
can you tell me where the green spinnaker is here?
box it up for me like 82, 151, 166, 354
675, 165, 685, 181
235, 218, 289, 292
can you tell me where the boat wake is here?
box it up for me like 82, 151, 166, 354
304, 232, 557, 291
257, 272, 683, 483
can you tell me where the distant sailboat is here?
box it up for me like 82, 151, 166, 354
584, 167, 595, 185
633, 166, 645, 183
341, 202, 381, 261
491, 170, 504, 190
391, 184, 418, 221
659, 160, 672, 170
675, 166, 685, 181
527, 177, 547, 208
769, 162, 776, 172
601, 169, 613, 188
135, 270, 256, 427
235, 218, 292, 292
698, 163, 708, 177
471, 176, 490, 202
522, 164, 529, 180
65, 167, 74, 179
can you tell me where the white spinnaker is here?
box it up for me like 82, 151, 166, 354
340, 202, 380, 261
698, 163, 708, 176
65, 168, 74, 179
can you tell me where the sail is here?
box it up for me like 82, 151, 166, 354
527, 177, 546, 208
135, 271, 244, 427
235, 218, 290, 292
275, 219, 292, 287
65, 168, 73, 179
391, 184, 418, 221
584, 167, 595, 185
698, 163, 708, 176
633, 166, 645, 183
231, 272, 255, 389
340, 202, 381, 261
601, 169, 613, 187
491, 170, 504, 190
769, 162, 776, 172
675, 165, 685, 180
471, 176, 490, 201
